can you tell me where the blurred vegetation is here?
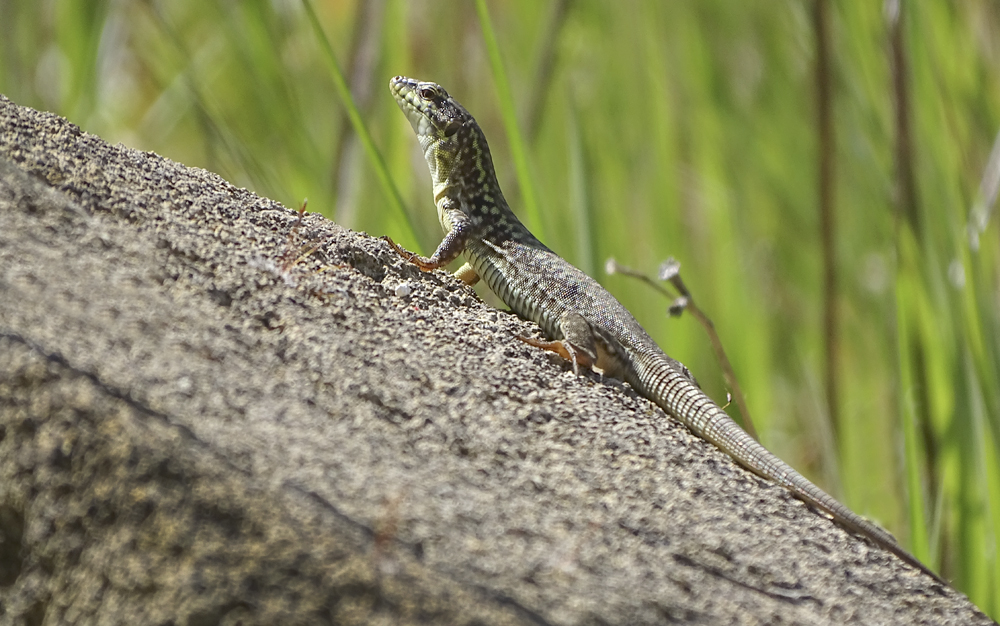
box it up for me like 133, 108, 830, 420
2, 0, 998, 613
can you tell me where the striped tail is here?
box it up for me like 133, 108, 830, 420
630, 352, 945, 584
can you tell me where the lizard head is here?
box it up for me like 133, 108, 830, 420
389, 76, 468, 156
390, 76, 503, 210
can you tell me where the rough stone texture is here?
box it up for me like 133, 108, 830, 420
0, 93, 992, 625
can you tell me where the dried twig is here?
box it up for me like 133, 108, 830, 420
606, 258, 758, 441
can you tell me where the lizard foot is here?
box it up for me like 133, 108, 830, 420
517, 335, 594, 376
381, 236, 442, 272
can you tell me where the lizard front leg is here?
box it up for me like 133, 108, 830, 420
387, 205, 473, 272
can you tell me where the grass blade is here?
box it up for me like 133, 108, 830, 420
301, 0, 417, 249
474, 0, 545, 240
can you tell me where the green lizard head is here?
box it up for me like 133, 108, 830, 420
389, 76, 466, 150
390, 75, 503, 213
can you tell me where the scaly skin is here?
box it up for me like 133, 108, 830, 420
387, 75, 944, 585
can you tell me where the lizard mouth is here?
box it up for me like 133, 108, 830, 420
389, 76, 432, 135
389, 75, 458, 141
389, 75, 419, 101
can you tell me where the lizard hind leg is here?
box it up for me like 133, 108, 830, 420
517, 311, 598, 376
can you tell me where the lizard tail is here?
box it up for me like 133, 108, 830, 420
630, 353, 946, 585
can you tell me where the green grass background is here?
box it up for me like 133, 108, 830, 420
2, 0, 998, 613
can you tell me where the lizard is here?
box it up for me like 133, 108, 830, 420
385, 75, 945, 585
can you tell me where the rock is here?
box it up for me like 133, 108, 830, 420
0, 94, 991, 625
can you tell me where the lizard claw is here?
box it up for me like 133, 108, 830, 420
381, 235, 412, 260
382, 236, 438, 271
517, 335, 591, 375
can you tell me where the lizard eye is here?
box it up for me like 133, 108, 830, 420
418, 87, 437, 101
